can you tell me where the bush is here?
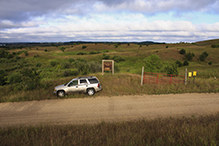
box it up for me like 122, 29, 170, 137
166, 46, 169, 48
0, 50, 8, 58
7, 72, 22, 84
88, 62, 102, 73
144, 54, 163, 72
208, 61, 212, 65
36, 62, 42, 67
77, 52, 87, 55
199, 51, 209, 61
102, 54, 110, 59
90, 51, 101, 54
45, 49, 47, 52
24, 51, 28, 56
60, 47, 66, 52
175, 60, 183, 67
0, 69, 7, 86
112, 56, 125, 63
62, 62, 72, 69
82, 45, 87, 49
211, 44, 219, 48
165, 63, 179, 76
185, 52, 194, 61
63, 69, 79, 77
50, 61, 57, 67
183, 60, 189, 66
179, 49, 186, 54
68, 58, 75, 63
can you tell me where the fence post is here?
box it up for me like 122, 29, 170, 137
170, 75, 172, 84
185, 68, 187, 85
141, 66, 144, 85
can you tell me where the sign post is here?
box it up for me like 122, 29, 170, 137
102, 60, 114, 75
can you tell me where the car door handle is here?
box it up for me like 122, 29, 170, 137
76, 86, 78, 88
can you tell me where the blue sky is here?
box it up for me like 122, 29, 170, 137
0, 0, 219, 43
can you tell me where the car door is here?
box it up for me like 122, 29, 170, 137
78, 79, 88, 92
65, 80, 79, 94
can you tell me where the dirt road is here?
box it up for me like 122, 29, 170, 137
0, 93, 219, 127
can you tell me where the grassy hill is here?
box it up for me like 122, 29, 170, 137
0, 39, 219, 102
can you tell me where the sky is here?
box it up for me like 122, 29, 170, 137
0, 0, 219, 43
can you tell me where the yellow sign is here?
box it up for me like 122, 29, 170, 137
188, 72, 192, 77
193, 71, 197, 77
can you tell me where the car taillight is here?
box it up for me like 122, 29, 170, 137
97, 84, 100, 87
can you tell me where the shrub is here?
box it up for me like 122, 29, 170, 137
102, 54, 110, 59
7, 72, 22, 84
77, 52, 87, 55
88, 62, 102, 73
175, 60, 183, 67
68, 58, 75, 63
183, 60, 189, 66
112, 56, 125, 63
90, 51, 101, 54
114, 44, 118, 48
36, 62, 42, 67
62, 62, 72, 69
144, 54, 163, 72
50, 61, 57, 67
24, 51, 28, 56
63, 69, 79, 77
185, 52, 194, 61
208, 61, 212, 65
179, 49, 186, 54
211, 44, 219, 48
45, 49, 47, 52
165, 63, 179, 76
60, 47, 66, 52
166, 46, 169, 48
0, 69, 7, 86
199, 51, 209, 61
0, 50, 8, 58
82, 45, 87, 49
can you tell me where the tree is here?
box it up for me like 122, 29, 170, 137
175, 60, 183, 67
179, 49, 186, 54
60, 47, 66, 52
185, 52, 195, 61
165, 63, 179, 76
183, 60, 189, 66
199, 51, 209, 61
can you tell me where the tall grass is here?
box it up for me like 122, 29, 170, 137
1, 113, 219, 145
0, 73, 218, 102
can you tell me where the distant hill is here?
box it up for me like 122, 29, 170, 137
195, 39, 219, 46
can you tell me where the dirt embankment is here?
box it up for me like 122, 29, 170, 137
0, 93, 219, 127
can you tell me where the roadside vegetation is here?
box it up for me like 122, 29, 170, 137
1, 113, 219, 145
0, 40, 219, 102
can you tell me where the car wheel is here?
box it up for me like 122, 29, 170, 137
57, 90, 65, 97
87, 88, 95, 96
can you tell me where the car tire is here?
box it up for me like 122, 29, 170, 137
57, 90, 65, 97
87, 88, 95, 96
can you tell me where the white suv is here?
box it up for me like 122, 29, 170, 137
54, 76, 102, 97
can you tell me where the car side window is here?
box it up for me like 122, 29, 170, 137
69, 80, 78, 86
79, 79, 87, 84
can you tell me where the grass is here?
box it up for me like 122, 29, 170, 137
0, 73, 219, 102
1, 113, 219, 145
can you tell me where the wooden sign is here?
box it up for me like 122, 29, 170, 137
102, 60, 114, 75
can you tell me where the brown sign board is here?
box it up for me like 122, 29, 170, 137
102, 60, 114, 75
104, 62, 112, 71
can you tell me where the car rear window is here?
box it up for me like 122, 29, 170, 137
88, 78, 98, 84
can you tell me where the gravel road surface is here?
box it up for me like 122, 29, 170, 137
0, 93, 219, 127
